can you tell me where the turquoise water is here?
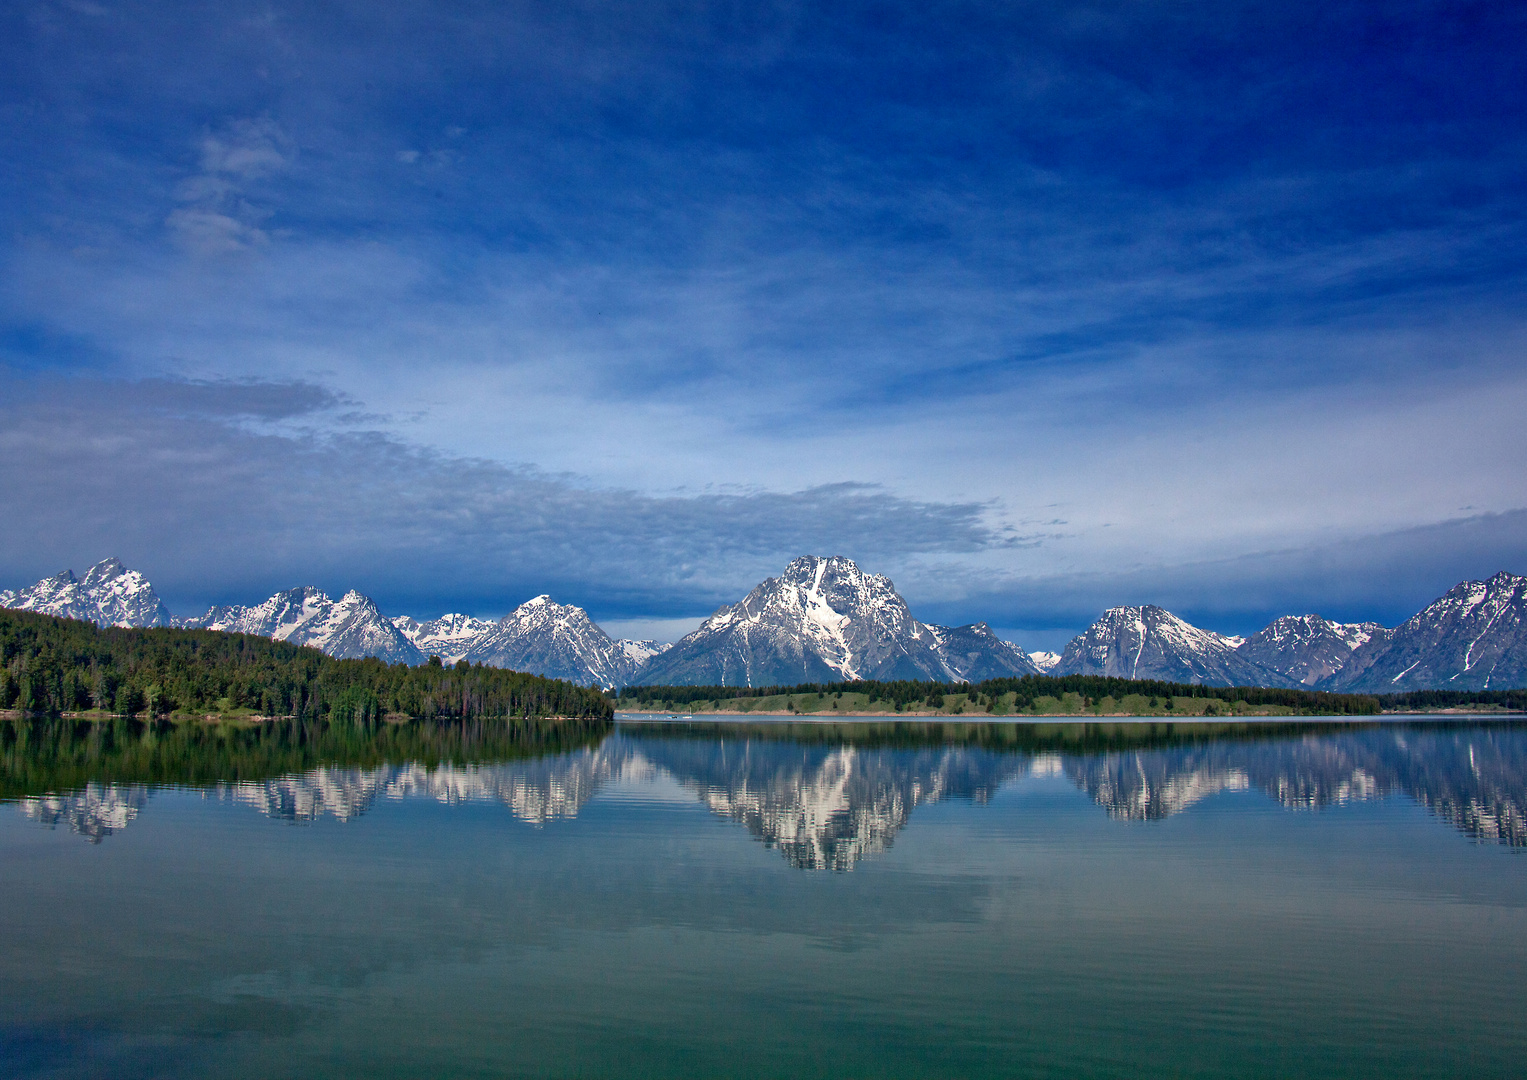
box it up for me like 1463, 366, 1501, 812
2, 717, 1525, 1078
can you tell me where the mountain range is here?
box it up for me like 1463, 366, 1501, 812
1050, 571, 1526, 693
182, 587, 426, 665
3, 556, 1525, 692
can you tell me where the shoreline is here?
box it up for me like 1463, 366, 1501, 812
5, 706, 1518, 724
615, 708, 1524, 720
0, 709, 613, 723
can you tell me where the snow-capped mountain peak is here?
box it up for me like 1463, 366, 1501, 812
1235, 614, 1393, 687
393, 612, 499, 664
390, 598, 668, 685
462, 595, 649, 688
183, 586, 423, 664
1055, 604, 1280, 687
0, 557, 172, 628
635, 555, 1037, 687
1323, 571, 1527, 692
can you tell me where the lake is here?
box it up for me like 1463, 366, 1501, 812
2, 715, 1524, 1078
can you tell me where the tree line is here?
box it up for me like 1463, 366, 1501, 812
0, 610, 613, 721
1378, 688, 1527, 712
618, 673, 1384, 715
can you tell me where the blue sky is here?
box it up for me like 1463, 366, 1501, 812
2, 0, 1525, 648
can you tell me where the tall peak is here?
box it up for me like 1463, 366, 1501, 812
636, 555, 1035, 686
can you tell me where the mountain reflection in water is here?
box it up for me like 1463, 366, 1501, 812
4, 718, 1525, 861
19, 782, 148, 843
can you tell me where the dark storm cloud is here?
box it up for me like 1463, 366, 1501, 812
0, 377, 995, 618
915, 510, 1527, 639
118, 376, 351, 419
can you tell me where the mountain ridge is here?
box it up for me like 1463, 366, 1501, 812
1053, 605, 1282, 687
1325, 572, 1527, 692
180, 586, 425, 665
5, 557, 1526, 692
633, 556, 1039, 687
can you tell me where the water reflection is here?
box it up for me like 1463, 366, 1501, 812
224, 748, 650, 825
634, 739, 1024, 869
20, 782, 148, 843
1061, 728, 1527, 844
5, 718, 1526, 858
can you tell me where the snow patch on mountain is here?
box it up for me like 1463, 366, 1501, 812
616, 638, 671, 665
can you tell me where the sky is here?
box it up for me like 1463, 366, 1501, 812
2, 0, 1525, 650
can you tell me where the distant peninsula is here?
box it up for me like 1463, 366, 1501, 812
616, 678, 1525, 718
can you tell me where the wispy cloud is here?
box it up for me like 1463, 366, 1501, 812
166, 118, 295, 252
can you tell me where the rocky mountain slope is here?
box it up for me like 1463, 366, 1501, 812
0, 557, 171, 628
456, 595, 666, 688
633, 556, 1039, 687
1325, 572, 1527, 693
1054, 605, 1282, 687
924, 622, 1040, 682
182, 587, 425, 665
1236, 615, 1392, 686
391, 613, 498, 665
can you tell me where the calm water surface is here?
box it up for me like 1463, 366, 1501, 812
2, 715, 1525, 1079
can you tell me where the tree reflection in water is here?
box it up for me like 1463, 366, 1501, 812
5, 717, 1525, 859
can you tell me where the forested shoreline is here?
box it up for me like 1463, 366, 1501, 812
618, 674, 1385, 716
620, 678, 1525, 716
0, 610, 613, 721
